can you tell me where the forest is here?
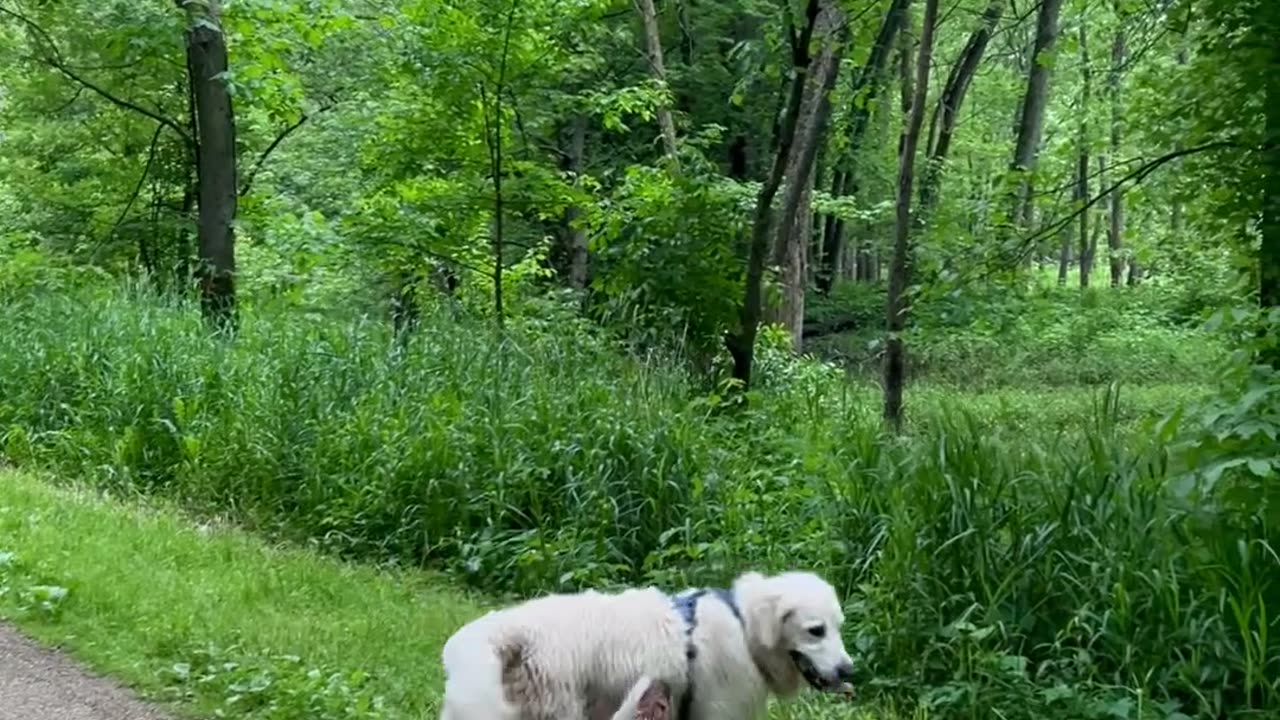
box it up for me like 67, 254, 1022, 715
0, 0, 1277, 718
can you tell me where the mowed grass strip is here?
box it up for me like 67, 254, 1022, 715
0, 471, 907, 720
0, 469, 484, 719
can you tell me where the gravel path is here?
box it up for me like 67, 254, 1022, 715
0, 624, 169, 720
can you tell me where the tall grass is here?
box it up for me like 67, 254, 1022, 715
805, 279, 1227, 386
0, 283, 1275, 719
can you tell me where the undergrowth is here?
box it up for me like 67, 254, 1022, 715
0, 282, 1275, 719
805, 278, 1226, 386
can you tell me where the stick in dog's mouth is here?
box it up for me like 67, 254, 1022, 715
830, 680, 855, 698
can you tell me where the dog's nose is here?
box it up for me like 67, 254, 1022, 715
835, 661, 855, 681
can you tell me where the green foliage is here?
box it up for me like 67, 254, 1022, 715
591, 164, 750, 360
0, 284, 1272, 719
808, 278, 1225, 386
1160, 306, 1280, 713
159, 643, 390, 720
1179, 363, 1279, 502
0, 550, 69, 619
1, 0, 1276, 718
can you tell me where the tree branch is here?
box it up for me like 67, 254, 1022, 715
357, 236, 495, 278
954, 141, 1244, 285
52, 61, 192, 146
238, 101, 338, 197
791, 0, 822, 67
1016, 141, 1240, 254
90, 123, 165, 261
49, 85, 84, 114
0, 4, 193, 146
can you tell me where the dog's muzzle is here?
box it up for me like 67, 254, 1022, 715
789, 651, 855, 693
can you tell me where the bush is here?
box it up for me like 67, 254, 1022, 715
0, 284, 1272, 719
590, 165, 750, 364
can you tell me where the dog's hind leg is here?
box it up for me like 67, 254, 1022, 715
608, 677, 671, 720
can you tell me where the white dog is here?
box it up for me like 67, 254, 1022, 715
439, 570, 854, 719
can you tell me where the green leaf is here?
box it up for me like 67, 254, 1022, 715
1245, 458, 1275, 477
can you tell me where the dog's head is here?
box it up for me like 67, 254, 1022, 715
734, 571, 854, 697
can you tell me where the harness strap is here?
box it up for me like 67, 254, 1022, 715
670, 588, 744, 720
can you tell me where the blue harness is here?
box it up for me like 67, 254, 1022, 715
669, 588, 744, 720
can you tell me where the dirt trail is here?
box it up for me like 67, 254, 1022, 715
0, 624, 169, 720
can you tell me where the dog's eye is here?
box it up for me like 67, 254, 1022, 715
807, 625, 826, 639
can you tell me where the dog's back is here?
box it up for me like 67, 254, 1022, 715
440, 587, 688, 720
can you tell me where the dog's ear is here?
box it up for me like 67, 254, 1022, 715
739, 573, 788, 650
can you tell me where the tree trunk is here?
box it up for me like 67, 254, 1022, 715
857, 241, 877, 282
811, 145, 828, 280
633, 0, 679, 165
566, 114, 589, 291
771, 4, 847, 351
1262, 10, 1280, 318
1076, 151, 1093, 287
177, 172, 195, 291
884, 0, 939, 432
676, 0, 694, 65
1009, 0, 1065, 229
391, 271, 419, 337
181, 0, 238, 330
487, 3, 518, 328
1089, 162, 1105, 285
1057, 214, 1074, 285
1077, 21, 1093, 288
726, 0, 823, 388
816, 0, 912, 294
1108, 22, 1126, 287
772, 162, 815, 351
1170, 42, 1188, 245
898, 20, 914, 120
919, 0, 1004, 216
1127, 261, 1143, 285
728, 134, 749, 180
821, 169, 845, 270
